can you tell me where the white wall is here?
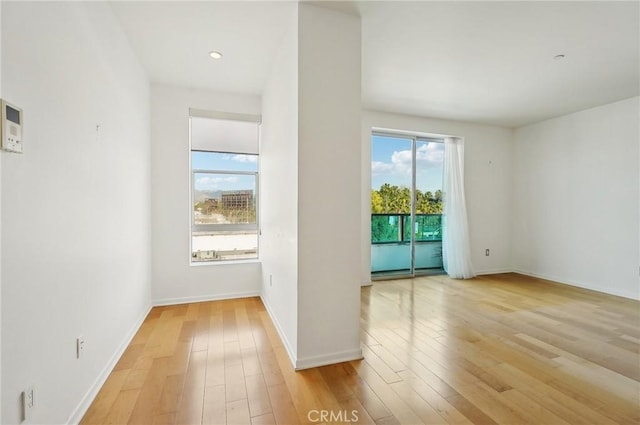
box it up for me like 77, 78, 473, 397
0, 2, 3, 421
513, 97, 640, 299
259, 3, 299, 363
361, 111, 514, 283
296, 4, 362, 368
150, 84, 262, 304
1, 3, 151, 424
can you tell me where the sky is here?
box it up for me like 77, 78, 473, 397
192, 135, 444, 194
371, 134, 444, 193
192, 151, 257, 192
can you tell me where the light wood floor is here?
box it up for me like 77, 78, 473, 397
81, 273, 640, 425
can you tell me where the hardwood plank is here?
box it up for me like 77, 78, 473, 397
251, 412, 276, 425
101, 388, 140, 425
339, 397, 378, 425
176, 350, 207, 425
317, 364, 355, 402
245, 373, 273, 418
497, 389, 572, 425
80, 370, 130, 425
127, 357, 170, 425
192, 302, 211, 352
451, 357, 511, 393
454, 382, 533, 425
444, 393, 497, 425
225, 362, 248, 402
241, 347, 263, 377
297, 368, 345, 418
121, 367, 152, 391
341, 362, 393, 421
368, 344, 406, 373
360, 345, 402, 384
389, 380, 449, 424
236, 299, 257, 351
224, 340, 243, 367
154, 314, 184, 358
202, 384, 226, 425
226, 398, 252, 425
487, 362, 620, 425
256, 348, 285, 388
352, 361, 426, 424
223, 307, 239, 343
265, 383, 300, 425
157, 373, 186, 415
205, 309, 226, 388
152, 412, 176, 425
397, 370, 475, 425
113, 344, 145, 371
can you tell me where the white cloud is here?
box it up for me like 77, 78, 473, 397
231, 154, 257, 163
416, 142, 444, 166
371, 161, 394, 175
195, 176, 239, 190
373, 142, 444, 176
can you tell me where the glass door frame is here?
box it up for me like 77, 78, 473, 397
371, 130, 444, 279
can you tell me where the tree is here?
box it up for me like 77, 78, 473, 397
371, 190, 384, 213
371, 184, 443, 215
371, 215, 400, 242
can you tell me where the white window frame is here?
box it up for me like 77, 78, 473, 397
189, 109, 261, 264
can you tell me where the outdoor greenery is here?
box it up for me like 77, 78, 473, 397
371, 215, 402, 243
371, 184, 443, 243
371, 184, 443, 214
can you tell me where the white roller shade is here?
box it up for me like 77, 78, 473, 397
190, 111, 260, 154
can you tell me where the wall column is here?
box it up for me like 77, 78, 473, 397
296, 4, 362, 368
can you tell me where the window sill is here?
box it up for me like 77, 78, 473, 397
190, 258, 261, 267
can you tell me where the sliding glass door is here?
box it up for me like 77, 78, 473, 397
371, 133, 444, 278
371, 135, 413, 276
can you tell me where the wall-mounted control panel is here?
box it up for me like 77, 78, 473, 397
1, 99, 23, 153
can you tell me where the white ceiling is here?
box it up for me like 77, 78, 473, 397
109, 1, 293, 95
110, 1, 640, 128
360, 1, 639, 127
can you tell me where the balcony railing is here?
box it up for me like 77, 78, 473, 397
371, 213, 442, 244
371, 213, 443, 273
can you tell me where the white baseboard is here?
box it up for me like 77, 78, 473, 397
295, 348, 364, 371
259, 294, 297, 370
259, 295, 365, 371
475, 268, 514, 276
67, 303, 152, 425
512, 268, 640, 300
153, 290, 261, 307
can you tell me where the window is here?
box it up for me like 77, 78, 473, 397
190, 110, 260, 263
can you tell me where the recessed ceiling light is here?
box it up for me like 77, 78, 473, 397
553, 54, 566, 60
209, 51, 223, 60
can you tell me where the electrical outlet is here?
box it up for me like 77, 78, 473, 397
269, 274, 273, 287
485, 249, 490, 256
76, 336, 85, 359
21, 386, 35, 421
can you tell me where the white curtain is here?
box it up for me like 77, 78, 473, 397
443, 137, 475, 279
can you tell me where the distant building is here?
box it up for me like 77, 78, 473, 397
221, 190, 253, 210
204, 198, 219, 209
